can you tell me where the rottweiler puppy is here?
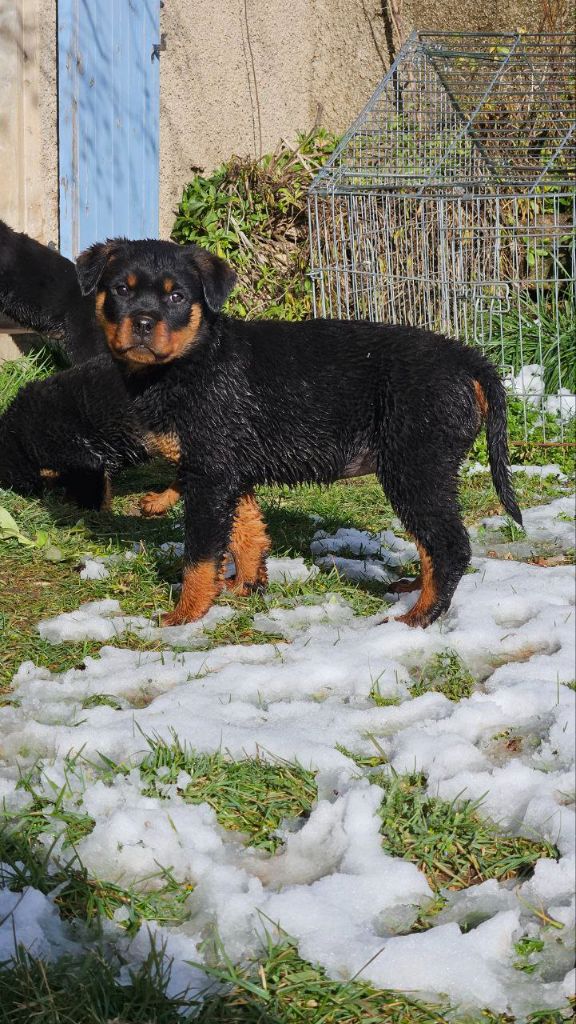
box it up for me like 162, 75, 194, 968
0, 355, 144, 509
75, 237, 522, 628
0, 356, 270, 598
0, 356, 270, 597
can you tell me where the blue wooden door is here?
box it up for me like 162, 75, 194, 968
58, 0, 160, 259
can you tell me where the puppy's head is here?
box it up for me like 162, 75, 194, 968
76, 239, 236, 366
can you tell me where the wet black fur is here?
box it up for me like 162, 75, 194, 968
0, 355, 145, 509
0, 219, 104, 364
77, 238, 522, 626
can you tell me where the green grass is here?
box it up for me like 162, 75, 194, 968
408, 650, 476, 703
0, 822, 194, 937
135, 739, 317, 853
0, 939, 571, 1024
376, 773, 557, 895
0, 749, 566, 1023
0, 346, 58, 414
478, 295, 575, 396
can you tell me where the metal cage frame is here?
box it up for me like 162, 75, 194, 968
308, 31, 576, 439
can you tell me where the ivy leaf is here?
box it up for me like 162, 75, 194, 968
0, 507, 36, 547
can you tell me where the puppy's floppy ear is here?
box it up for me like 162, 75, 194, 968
76, 239, 124, 295
185, 245, 237, 312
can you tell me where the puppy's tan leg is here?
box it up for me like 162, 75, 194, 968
396, 544, 437, 627
140, 480, 181, 517
161, 559, 225, 626
225, 493, 270, 595
388, 575, 422, 594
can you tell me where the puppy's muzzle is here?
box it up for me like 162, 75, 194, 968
134, 315, 155, 341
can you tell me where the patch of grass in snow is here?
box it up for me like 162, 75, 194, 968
192, 939, 574, 1024
375, 773, 557, 894
0, 944, 194, 1023
513, 936, 546, 974
137, 738, 317, 853
408, 650, 475, 703
0, 825, 192, 936
0, 937, 572, 1024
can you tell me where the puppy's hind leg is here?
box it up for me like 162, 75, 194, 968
378, 459, 471, 628
60, 467, 112, 511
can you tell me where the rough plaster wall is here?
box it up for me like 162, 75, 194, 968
0, 0, 58, 243
158, 0, 389, 234
0, 0, 57, 361
158, 0, 548, 235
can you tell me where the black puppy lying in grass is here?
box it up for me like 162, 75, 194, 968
0, 357, 271, 597
0, 355, 145, 510
73, 236, 522, 628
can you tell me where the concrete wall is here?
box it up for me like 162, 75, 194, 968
0, 0, 58, 244
158, 0, 550, 234
0, 0, 58, 360
158, 1, 387, 233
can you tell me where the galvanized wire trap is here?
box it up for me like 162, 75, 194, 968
308, 31, 576, 440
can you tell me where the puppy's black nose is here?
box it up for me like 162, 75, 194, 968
134, 316, 154, 338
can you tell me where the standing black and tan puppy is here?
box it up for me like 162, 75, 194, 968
76, 237, 522, 628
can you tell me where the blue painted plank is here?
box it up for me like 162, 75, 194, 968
58, 0, 160, 259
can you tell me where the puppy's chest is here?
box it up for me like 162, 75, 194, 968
134, 382, 229, 467
144, 430, 182, 463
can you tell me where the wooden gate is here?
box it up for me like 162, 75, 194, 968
58, 0, 160, 259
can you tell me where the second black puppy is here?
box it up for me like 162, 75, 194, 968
0, 355, 146, 509
76, 238, 522, 628
0, 219, 104, 364
0, 357, 271, 597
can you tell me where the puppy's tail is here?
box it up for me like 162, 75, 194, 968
472, 360, 523, 526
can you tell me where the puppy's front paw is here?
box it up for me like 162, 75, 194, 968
140, 490, 170, 517
160, 608, 198, 627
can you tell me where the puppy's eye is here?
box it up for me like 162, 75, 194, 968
169, 291, 184, 304
114, 283, 130, 297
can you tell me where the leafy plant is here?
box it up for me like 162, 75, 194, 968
172, 130, 339, 321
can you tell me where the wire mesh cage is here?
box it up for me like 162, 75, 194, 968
308, 31, 576, 439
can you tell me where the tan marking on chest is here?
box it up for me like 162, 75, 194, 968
144, 432, 182, 463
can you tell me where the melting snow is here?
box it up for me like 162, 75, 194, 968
0, 497, 574, 1019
